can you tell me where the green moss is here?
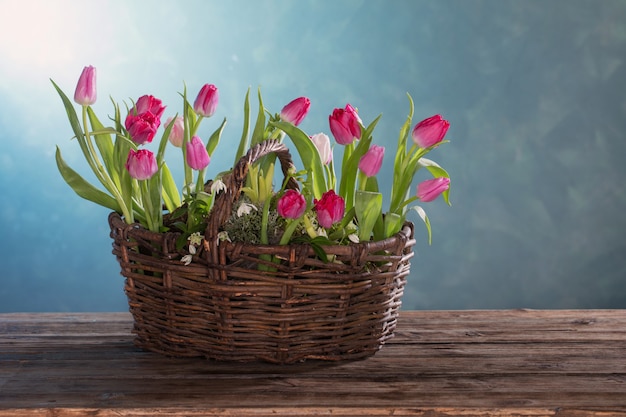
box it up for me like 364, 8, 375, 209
222, 195, 287, 245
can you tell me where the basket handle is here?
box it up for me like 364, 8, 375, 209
205, 139, 299, 239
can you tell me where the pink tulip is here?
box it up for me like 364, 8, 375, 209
416, 177, 450, 202
125, 149, 158, 180
310, 133, 332, 165
73, 66, 97, 106
186, 136, 210, 170
358, 145, 385, 177
277, 189, 307, 219
411, 115, 450, 148
133, 95, 166, 124
314, 190, 345, 228
165, 116, 184, 147
193, 84, 219, 118
280, 97, 310, 126
125, 112, 159, 145
329, 104, 361, 145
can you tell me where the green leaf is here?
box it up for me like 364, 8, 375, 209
55, 146, 120, 212
207, 117, 227, 157
364, 174, 379, 193
382, 212, 403, 239
411, 205, 433, 245
51, 79, 98, 182
149, 170, 163, 231
156, 114, 175, 164
161, 162, 181, 212
292, 235, 330, 263
362, 113, 383, 142
86, 107, 117, 184
271, 120, 327, 199
391, 94, 415, 213
394, 93, 414, 175
250, 88, 266, 147
235, 88, 251, 164
310, 241, 329, 263
51, 79, 84, 145
355, 190, 383, 242
110, 100, 134, 218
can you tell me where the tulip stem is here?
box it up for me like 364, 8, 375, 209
279, 218, 302, 245
358, 171, 368, 191
81, 106, 133, 223
260, 200, 270, 245
397, 195, 419, 212
257, 201, 276, 272
302, 216, 319, 239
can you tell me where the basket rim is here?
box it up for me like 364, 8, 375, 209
108, 211, 414, 255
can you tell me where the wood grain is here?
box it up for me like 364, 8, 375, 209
1, 310, 625, 416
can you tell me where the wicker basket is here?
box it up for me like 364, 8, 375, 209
109, 140, 416, 363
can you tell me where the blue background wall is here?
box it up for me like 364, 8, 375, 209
1, 0, 625, 312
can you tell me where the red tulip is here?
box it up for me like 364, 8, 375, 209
277, 189, 307, 219
133, 95, 166, 124
125, 112, 159, 145
416, 177, 450, 202
314, 190, 345, 228
186, 136, 210, 170
73, 66, 97, 106
329, 104, 361, 145
411, 115, 449, 148
125, 149, 157, 180
193, 84, 219, 118
358, 145, 385, 177
280, 97, 310, 126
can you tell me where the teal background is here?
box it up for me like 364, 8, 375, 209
1, 0, 625, 312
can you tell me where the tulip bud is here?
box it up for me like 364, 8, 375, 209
329, 104, 361, 145
125, 149, 158, 180
416, 177, 450, 202
358, 145, 385, 177
310, 133, 332, 165
277, 189, 307, 219
164, 116, 184, 147
314, 190, 345, 228
280, 97, 311, 126
186, 136, 210, 170
73, 66, 97, 106
412, 115, 450, 148
193, 84, 219, 118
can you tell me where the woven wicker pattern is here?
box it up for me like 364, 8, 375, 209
109, 140, 416, 363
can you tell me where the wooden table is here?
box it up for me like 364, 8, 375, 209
1, 310, 625, 416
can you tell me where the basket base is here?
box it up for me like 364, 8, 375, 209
125, 279, 404, 364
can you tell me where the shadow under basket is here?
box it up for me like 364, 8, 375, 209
108, 140, 416, 364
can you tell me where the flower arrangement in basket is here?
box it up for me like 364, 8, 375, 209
53, 66, 452, 363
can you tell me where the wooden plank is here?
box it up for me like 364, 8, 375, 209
1, 310, 625, 416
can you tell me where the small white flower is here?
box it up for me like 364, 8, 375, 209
316, 227, 328, 238
217, 231, 231, 245
348, 234, 360, 243
181, 254, 193, 266
210, 179, 227, 194
188, 244, 197, 255
188, 232, 204, 246
237, 202, 258, 217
